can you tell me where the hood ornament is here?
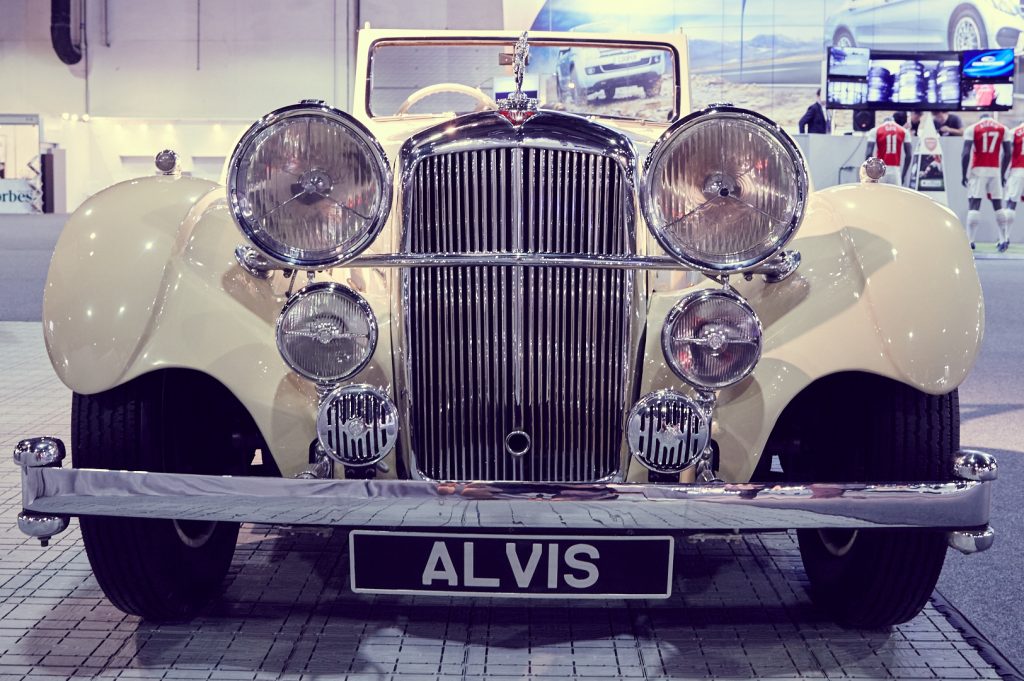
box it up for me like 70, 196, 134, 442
499, 31, 538, 126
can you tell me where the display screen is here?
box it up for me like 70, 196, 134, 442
827, 80, 868, 107
828, 47, 870, 78
961, 82, 1014, 110
866, 54, 961, 108
826, 48, 1015, 112
961, 49, 1015, 79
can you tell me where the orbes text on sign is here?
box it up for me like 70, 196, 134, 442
0, 180, 40, 214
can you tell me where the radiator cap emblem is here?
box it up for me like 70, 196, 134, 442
498, 31, 538, 126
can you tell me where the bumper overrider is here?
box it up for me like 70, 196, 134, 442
13, 437, 997, 553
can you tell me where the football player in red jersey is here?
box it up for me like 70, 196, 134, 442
1000, 122, 1024, 252
961, 114, 1012, 250
865, 116, 911, 186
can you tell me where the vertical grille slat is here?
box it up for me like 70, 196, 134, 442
405, 143, 634, 482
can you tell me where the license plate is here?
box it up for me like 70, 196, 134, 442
612, 53, 639, 65
349, 531, 674, 599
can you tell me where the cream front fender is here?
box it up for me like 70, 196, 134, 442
44, 179, 396, 477
44, 175, 220, 393
640, 184, 984, 483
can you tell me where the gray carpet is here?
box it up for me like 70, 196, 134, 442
0, 215, 63, 322
939, 260, 1024, 673
1, 216, 1021, 669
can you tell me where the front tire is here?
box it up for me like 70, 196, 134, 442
788, 375, 957, 628
73, 372, 255, 621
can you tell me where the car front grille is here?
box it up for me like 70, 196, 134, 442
402, 144, 635, 482
600, 57, 653, 72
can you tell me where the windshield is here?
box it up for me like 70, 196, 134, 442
368, 39, 678, 123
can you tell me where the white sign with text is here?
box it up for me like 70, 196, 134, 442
0, 179, 40, 214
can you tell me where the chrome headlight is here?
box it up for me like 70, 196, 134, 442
276, 283, 377, 383
228, 102, 391, 268
662, 289, 762, 390
642, 106, 808, 273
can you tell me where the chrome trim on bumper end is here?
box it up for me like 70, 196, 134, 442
948, 526, 995, 554
17, 512, 69, 546
13, 437, 66, 468
953, 450, 998, 482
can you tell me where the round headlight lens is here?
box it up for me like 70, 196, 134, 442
276, 283, 377, 383
662, 289, 762, 390
642, 106, 808, 272
228, 102, 391, 268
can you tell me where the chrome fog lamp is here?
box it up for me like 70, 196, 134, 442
276, 282, 377, 383
641, 105, 808, 273
227, 101, 392, 268
662, 289, 762, 390
627, 390, 711, 473
316, 384, 399, 467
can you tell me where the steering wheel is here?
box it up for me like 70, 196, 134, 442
395, 83, 497, 115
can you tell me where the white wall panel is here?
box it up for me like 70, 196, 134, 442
361, 0, 503, 29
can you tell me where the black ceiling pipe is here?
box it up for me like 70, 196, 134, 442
51, 0, 83, 65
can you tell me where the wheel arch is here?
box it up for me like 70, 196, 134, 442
641, 183, 983, 483
73, 367, 283, 476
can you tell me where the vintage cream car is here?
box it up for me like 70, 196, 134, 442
15, 29, 997, 627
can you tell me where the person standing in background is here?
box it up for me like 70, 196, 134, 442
866, 117, 911, 185
934, 110, 964, 136
799, 88, 830, 134
962, 114, 1012, 249
1000, 121, 1024, 252
908, 112, 923, 136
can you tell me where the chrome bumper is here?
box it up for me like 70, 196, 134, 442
14, 438, 997, 553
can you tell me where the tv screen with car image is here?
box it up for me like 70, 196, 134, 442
828, 47, 870, 78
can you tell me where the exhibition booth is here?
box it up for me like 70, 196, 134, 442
1, 1, 1022, 680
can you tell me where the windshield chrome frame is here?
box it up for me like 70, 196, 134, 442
365, 36, 681, 123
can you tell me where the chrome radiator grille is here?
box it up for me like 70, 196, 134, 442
403, 145, 635, 482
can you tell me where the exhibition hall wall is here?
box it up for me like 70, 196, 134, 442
0, 0, 501, 210
2, 0, 1022, 212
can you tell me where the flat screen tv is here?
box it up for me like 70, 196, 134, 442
961, 49, 1015, 79
825, 48, 1015, 112
959, 48, 1015, 111
828, 47, 870, 78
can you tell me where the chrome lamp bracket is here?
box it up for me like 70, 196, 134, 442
744, 249, 801, 284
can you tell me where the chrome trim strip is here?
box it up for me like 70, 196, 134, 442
20, 466, 992, 531
511, 146, 525, 418
352, 252, 681, 269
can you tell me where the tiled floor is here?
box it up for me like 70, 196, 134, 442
0, 322, 1006, 680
